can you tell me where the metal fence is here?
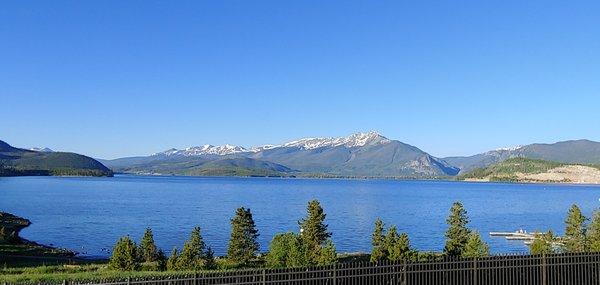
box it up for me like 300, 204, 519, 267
53, 252, 600, 285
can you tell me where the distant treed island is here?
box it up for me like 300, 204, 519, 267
1, 200, 597, 282
3, 132, 600, 182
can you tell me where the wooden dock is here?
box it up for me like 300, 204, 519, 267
490, 230, 537, 244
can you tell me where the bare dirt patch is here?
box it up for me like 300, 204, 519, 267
521, 165, 600, 184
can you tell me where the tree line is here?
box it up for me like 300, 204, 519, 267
369, 201, 490, 264
109, 200, 336, 271
108, 200, 594, 271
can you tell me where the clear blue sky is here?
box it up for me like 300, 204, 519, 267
2, 1, 599, 159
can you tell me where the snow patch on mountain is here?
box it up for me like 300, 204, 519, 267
154, 144, 249, 156
29, 147, 53, 152
283, 131, 390, 150
483, 145, 523, 156
153, 131, 391, 156
249, 145, 277, 152
493, 145, 523, 152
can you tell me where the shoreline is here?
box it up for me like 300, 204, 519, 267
4, 172, 600, 186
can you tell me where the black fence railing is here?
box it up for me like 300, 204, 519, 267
18, 252, 600, 285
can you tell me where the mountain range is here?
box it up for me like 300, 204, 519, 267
3, 132, 599, 179
100, 132, 600, 178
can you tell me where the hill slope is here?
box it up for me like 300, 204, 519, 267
184, 158, 294, 177
445, 139, 600, 174
0, 140, 113, 177
459, 157, 600, 183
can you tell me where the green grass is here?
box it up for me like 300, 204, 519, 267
0, 258, 257, 283
0, 264, 196, 283
0, 252, 449, 283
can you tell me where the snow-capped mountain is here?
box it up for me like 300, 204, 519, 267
103, 136, 600, 178
154, 144, 249, 156
154, 131, 392, 157
249, 145, 278, 152
110, 131, 459, 178
282, 131, 390, 150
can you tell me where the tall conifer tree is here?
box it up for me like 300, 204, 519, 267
227, 207, 260, 265
444, 202, 471, 257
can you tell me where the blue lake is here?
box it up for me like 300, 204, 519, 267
1, 175, 600, 258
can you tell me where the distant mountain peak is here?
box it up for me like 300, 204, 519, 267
249, 144, 277, 152
29, 147, 54, 152
154, 144, 248, 156
490, 145, 523, 152
283, 131, 390, 150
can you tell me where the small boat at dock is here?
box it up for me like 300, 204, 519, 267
490, 229, 537, 244
490, 229, 530, 236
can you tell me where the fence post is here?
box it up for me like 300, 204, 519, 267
402, 260, 407, 285
194, 272, 199, 285
62, 280, 68, 285
473, 257, 478, 285
541, 254, 547, 285
332, 263, 337, 285
262, 268, 266, 285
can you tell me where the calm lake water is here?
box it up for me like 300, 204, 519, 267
2, 175, 600, 258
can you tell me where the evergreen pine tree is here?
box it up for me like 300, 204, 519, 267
370, 218, 387, 262
204, 247, 216, 270
587, 210, 600, 251
317, 240, 337, 265
156, 249, 167, 271
564, 204, 587, 252
109, 236, 140, 271
384, 227, 413, 262
299, 200, 332, 263
166, 247, 179, 271
529, 231, 555, 255
395, 233, 414, 261
383, 226, 399, 261
139, 227, 158, 262
178, 227, 208, 270
461, 231, 490, 258
227, 207, 260, 265
444, 202, 471, 257
266, 232, 308, 268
